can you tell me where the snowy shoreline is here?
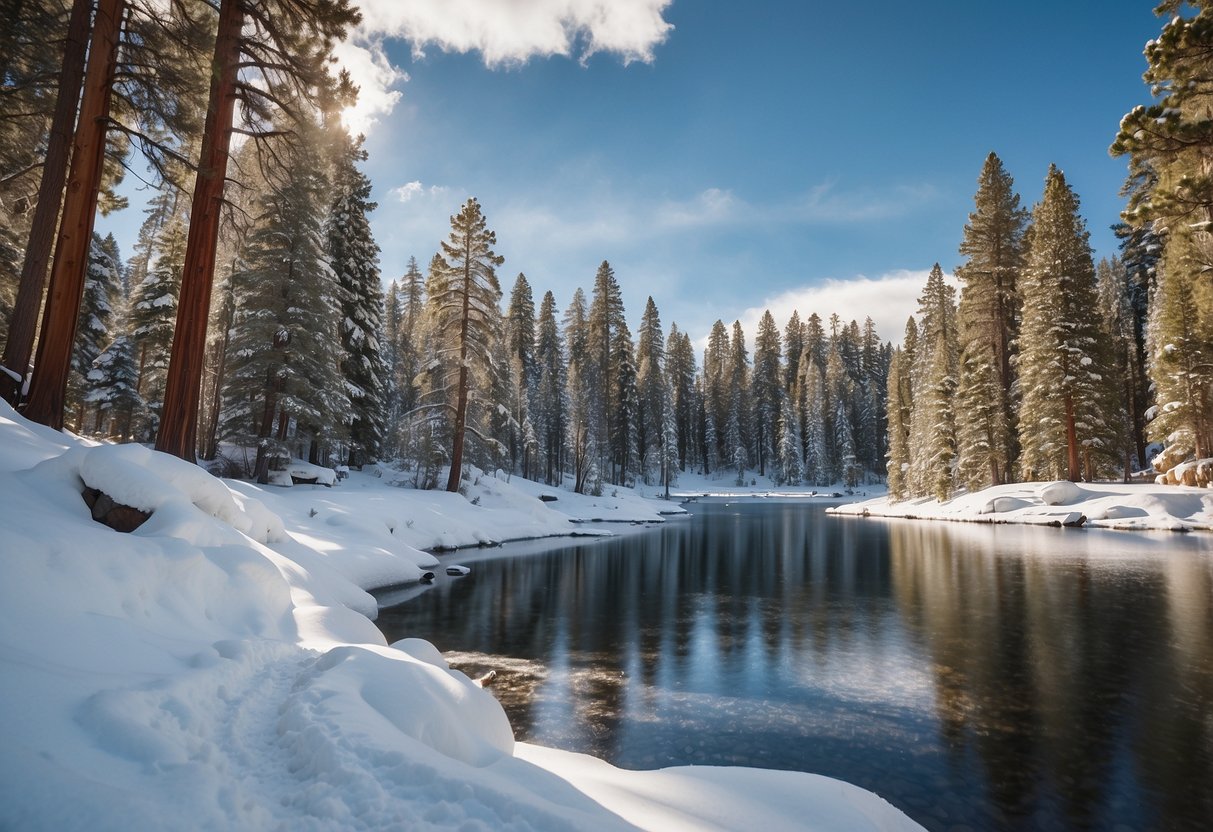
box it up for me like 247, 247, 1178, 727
828, 480, 1213, 533
0, 402, 922, 831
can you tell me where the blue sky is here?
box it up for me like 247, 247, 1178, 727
100, 0, 1164, 346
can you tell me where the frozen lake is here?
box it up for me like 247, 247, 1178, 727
376, 500, 1213, 831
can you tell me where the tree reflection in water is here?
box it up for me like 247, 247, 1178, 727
375, 501, 1213, 832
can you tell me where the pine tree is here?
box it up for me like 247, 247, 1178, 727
1096, 257, 1139, 479
432, 198, 504, 492
954, 152, 1028, 486
635, 297, 667, 484
776, 395, 803, 486
1147, 230, 1213, 462
586, 261, 633, 484
67, 233, 120, 431
906, 264, 959, 499
87, 291, 143, 442
129, 213, 185, 439
784, 310, 804, 396
704, 319, 730, 469
751, 309, 783, 477
728, 320, 752, 471
801, 359, 828, 486
221, 128, 349, 481
885, 347, 911, 500
327, 132, 387, 465
505, 273, 537, 476
535, 290, 566, 485
1018, 167, 1115, 481
665, 325, 697, 472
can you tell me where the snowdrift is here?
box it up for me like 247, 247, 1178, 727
830, 480, 1213, 532
0, 401, 920, 831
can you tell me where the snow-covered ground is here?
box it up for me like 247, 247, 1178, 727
633, 469, 887, 502
0, 401, 921, 832
830, 479, 1213, 532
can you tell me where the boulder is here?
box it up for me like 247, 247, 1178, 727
81, 485, 151, 533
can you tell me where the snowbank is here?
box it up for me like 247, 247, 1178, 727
0, 401, 920, 831
830, 480, 1213, 532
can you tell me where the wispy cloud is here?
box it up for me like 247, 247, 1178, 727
388, 180, 449, 203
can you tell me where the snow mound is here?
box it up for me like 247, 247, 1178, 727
1038, 480, 1083, 506
981, 496, 1034, 514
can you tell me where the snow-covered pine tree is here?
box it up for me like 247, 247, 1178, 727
728, 320, 752, 471
635, 296, 666, 484
884, 347, 910, 500
1111, 4, 1213, 468
1146, 230, 1213, 463
565, 357, 594, 494
505, 273, 538, 476
751, 309, 782, 477
586, 261, 633, 484
776, 394, 802, 486
665, 325, 697, 473
535, 290, 566, 485
220, 127, 349, 481
327, 132, 387, 466
801, 357, 828, 486
1094, 257, 1139, 479
86, 318, 143, 441
1017, 166, 1115, 481
67, 233, 120, 431
783, 310, 804, 397
825, 344, 858, 487
703, 320, 730, 469
906, 264, 959, 499
954, 152, 1028, 486
128, 213, 185, 438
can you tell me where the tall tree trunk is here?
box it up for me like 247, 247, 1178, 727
0, 0, 92, 405
200, 292, 232, 460
445, 258, 472, 493
23, 0, 124, 428
1065, 394, 1081, 482
155, 0, 243, 461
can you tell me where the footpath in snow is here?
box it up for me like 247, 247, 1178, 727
829, 479, 1213, 532
0, 400, 921, 832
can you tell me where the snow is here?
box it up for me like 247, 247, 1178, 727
831, 480, 1213, 532
0, 400, 919, 831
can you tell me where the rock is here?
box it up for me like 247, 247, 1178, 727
981, 496, 1033, 514
418, 571, 435, 584
445, 565, 470, 577
538, 494, 558, 502
1038, 480, 1083, 506
81, 486, 150, 533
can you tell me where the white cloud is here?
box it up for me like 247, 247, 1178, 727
732, 269, 960, 349
388, 181, 449, 203
334, 1, 674, 135
353, 0, 674, 67
332, 37, 408, 136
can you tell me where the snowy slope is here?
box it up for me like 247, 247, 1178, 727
830, 480, 1213, 532
0, 401, 921, 832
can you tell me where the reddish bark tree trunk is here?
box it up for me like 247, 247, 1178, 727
1065, 394, 1081, 482
0, 0, 92, 405
23, 0, 125, 428
155, 0, 243, 462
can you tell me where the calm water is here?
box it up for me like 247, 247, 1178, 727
375, 501, 1213, 831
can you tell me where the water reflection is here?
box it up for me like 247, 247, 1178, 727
374, 502, 1213, 831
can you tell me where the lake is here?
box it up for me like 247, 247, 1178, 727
374, 500, 1213, 831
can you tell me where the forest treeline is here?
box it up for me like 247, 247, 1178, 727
0, 0, 1210, 496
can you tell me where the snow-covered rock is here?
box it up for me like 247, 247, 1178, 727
1038, 480, 1083, 506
